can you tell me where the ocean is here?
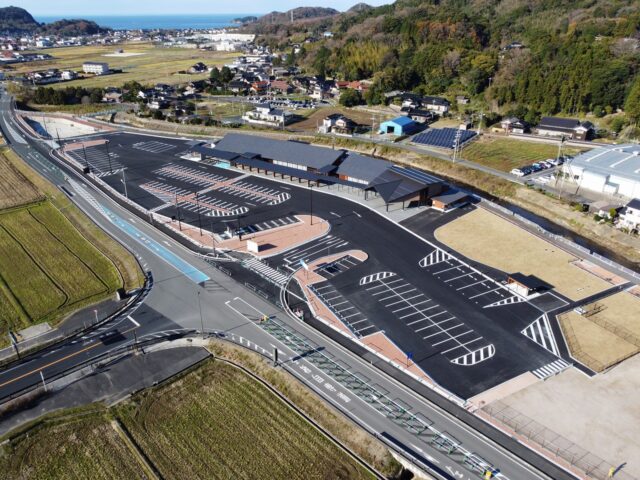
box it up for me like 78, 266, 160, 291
35, 14, 260, 30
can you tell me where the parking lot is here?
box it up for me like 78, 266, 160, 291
62, 131, 573, 399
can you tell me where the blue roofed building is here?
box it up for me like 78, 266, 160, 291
379, 116, 418, 136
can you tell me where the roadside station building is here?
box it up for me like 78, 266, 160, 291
189, 133, 446, 208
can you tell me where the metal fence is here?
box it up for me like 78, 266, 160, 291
483, 401, 637, 480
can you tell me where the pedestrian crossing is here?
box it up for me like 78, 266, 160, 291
522, 315, 560, 356
216, 180, 290, 205
133, 140, 176, 154
532, 359, 570, 380
242, 257, 289, 286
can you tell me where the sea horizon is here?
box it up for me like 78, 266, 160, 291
35, 13, 263, 30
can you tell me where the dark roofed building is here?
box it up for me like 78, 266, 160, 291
336, 154, 392, 186
213, 133, 344, 171
537, 117, 593, 141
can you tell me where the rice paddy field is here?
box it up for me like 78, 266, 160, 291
6, 43, 237, 90
462, 137, 586, 172
0, 359, 375, 480
0, 147, 143, 343
118, 359, 373, 480
0, 415, 143, 480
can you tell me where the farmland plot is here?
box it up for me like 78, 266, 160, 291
119, 360, 373, 480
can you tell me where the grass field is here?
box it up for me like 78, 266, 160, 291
0, 358, 377, 479
6, 43, 236, 90
0, 147, 143, 341
435, 208, 611, 300
118, 359, 373, 480
462, 137, 586, 172
0, 156, 43, 210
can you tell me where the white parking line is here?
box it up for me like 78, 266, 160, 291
457, 279, 488, 291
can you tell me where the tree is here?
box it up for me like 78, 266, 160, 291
313, 45, 331, 78
220, 66, 234, 84
152, 109, 165, 120
625, 77, 640, 125
209, 66, 221, 84
339, 88, 363, 107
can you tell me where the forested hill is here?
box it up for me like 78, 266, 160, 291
260, 0, 640, 121
0, 6, 39, 32
0, 6, 108, 35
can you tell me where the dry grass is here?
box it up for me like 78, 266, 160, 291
434, 208, 611, 300
558, 310, 638, 372
290, 106, 388, 132
8, 43, 236, 89
0, 152, 43, 210
117, 357, 375, 480
0, 415, 142, 480
462, 137, 586, 172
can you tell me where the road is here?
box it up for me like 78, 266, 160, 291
0, 90, 575, 480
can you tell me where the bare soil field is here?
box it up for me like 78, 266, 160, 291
491, 353, 640, 479
435, 207, 611, 300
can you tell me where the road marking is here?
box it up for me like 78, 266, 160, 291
0, 325, 138, 389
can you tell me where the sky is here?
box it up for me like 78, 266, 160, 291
1, 0, 391, 16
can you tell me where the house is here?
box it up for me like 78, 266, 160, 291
536, 117, 594, 141
103, 91, 123, 103
228, 79, 249, 94
188, 62, 208, 74
61, 70, 77, 81
405, 109, 436, 124
590, 200, 622, 219
323, 31, 333, 38
250, 80, 269, 95
242, 103, 293, 126
500, 117, 529, 134
270, 80, 291, 94
319, 113, 356, 135
83, 62, 110, 75
422, 96, 450, 114
379, 116, 418, 136
619, 198, 640, 231
456, 95, 470, 105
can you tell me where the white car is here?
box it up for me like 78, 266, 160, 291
511, 168, 525, 177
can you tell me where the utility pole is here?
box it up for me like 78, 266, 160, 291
195, 191, 203, 235
121, 169, 128, 199
309, 183, 314, 225
175, 192, 182, 231
40, 371, 47, 392
198, 291, 205, 339
452, 128, 462, 163
82, 144, 90, 171
104, 140, 113, 174
210, 210, 216, 253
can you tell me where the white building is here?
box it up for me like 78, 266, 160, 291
82, 62, 110, 75
242, 103, 293, 127
61, 70, 77, 80
620, 198, 640, 231
563, 144, 640, 198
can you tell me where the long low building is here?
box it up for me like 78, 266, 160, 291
190, 133, 446, 206
563, 144, 640, 198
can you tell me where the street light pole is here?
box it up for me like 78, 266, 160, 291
175, 192, 182, 231
82, 144, 90, 171
210, 210, 216, 253
309, 183, 314, 225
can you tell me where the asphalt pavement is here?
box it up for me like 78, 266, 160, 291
0, 90, 575, 480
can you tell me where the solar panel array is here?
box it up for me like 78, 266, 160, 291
389, 165, 442, 185
412, 128, 477, 149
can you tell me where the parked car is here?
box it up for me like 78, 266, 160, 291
511, 168, 525, 177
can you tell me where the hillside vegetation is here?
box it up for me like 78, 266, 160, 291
257, 0, 640, 123
0, 6, 108, 35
